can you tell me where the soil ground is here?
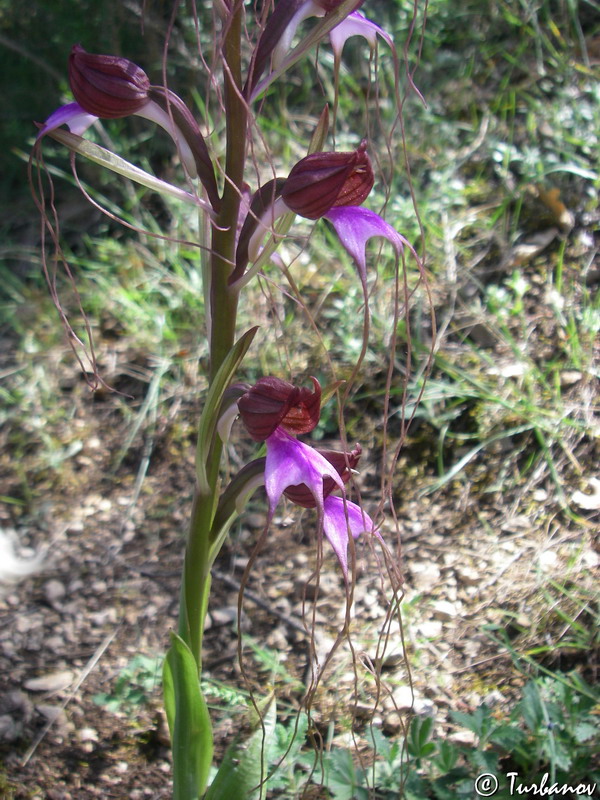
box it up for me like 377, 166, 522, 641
0, 308, 598, 798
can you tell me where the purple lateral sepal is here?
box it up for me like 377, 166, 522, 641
325, 205, 406, 284
37, 102, 97, 140
322, 495, 375, 578
265, 428, 343, 512
329, 11, 393, 56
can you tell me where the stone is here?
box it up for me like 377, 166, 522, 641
431, 600, 461, 620
24, 670, 74, 693
408, 561, 441, 591
44, 579, 66, 604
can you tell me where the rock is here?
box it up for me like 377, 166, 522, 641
47, 789, 71, 800
16, 615, 37, 633
0, 714, 21, 742
45, 635, 65, 651
0, 529, 44, 586
386, 685, 413, 710
582, 549, 599, 569
44, 579, 66, 604
571, 478, 600, 510
78, 727, 99, 743
210, 606, 237, 626
455, 565, 480, 586
381, 651, 405, 670
538, 550, 558, 571
24, 670, 74, 693
89, 608, 118, 626
413, 697, 436, 715
448, 729, 476, 746
431, 600, 461, 620
415, 620, 443, 639
482, 690, 505, 708
35, 704, 71, 736
408, 561, 441, 591
266, 626, 288, 650
383, 711, 403, 734
384, 684, 436, 716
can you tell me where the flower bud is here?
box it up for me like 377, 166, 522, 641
69, 44, 150, 118
281, 141, 374, 219
238, 377, 321, 441
284, 444, 362, 508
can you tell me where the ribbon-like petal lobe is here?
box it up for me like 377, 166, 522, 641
322, 495, 374, 578
325, 205, 405, 284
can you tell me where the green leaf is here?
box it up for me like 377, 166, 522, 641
469, 747, 499, 774
368, 725, 392, 759
433, 739, 458, 773
323, 749, 369, 800
431, 768, 475, 800
403, 772, 432, 800
196, 326, 258, 493
519, 681, 545, 732
542, 733, 572, 772
209, 458, 266, 558
163, 633, 213, 800
205, 695, 277, 800
489, 723, 528, 752
408, 715, 434, 756
573, 720, 598, 743
450, 706, 493, 742
46, 129, 204, 208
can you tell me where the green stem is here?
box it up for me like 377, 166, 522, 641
180, 0, 247, 670
179, 490, 214, 669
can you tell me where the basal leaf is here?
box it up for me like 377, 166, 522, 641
163, 633, 213, 800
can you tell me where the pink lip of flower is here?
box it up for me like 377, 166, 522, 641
323, 205, 408, 287
264, 428, 374, 578
235, 196, 407, 289
328, 11, 394, 57
37, 97, 199, 181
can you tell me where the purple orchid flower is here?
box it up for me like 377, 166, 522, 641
265, 427, 344, 511
37, 45, 220, 209
233, 143, 406, 285
246, 0, 388, 99
265, 428, 374, 578
238, 378, 376, 578
249, 0, 388, 92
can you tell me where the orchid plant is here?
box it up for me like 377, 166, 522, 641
32, 1, 426, 797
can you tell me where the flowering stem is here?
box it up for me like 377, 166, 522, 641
209, 1, 246, 380
180, 2, 247, 675
179, 491, 214, 670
